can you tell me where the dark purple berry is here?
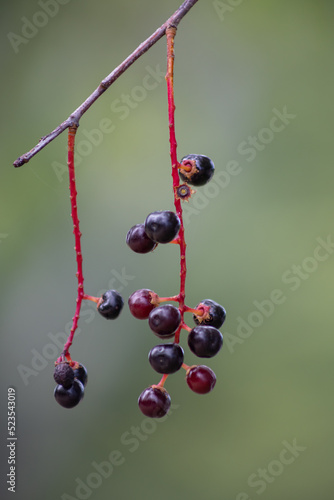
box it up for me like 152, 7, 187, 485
53, 363, 74, 389
144, 211, 180, 244
186, 365, 216, 394
188, 325, 223, 358
148, 343, 184, 374
54, 379, 84, 408
73, 363, 88, 387
128, 289, 159, 320
148, 304, 181, 338
138, 386, 171, 418
126, 224, 157, 253
179, 154, 215, 186
97, 289, 124, 319
193, 299, 226, 329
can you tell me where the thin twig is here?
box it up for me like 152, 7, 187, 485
13, 0, 199, 168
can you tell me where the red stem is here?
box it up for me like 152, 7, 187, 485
157, 374, 169, 388
166, 27, 186, 345
184, 304, 210, 316
58, 126, 84, 361
181, 322, 192, 333
83, 294, 99, 303
158, 295, 180, 303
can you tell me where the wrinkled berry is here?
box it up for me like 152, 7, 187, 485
54, 363, 74, 389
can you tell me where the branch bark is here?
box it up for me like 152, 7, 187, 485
13, 0, 199, 168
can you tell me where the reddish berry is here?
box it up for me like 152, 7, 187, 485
138, 386, 171, 418
186, 365, 216, 394
126, 224, 157, 253
144, 211, 180, 244
128, 289, 159, 320
148, 304, 181, 338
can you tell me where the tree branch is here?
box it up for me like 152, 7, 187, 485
13, 0, 199, 168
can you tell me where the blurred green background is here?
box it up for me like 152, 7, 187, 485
1, 1, 334, 499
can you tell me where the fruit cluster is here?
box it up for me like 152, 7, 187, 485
51, 28, 225, 418
54, 362, 88, 408
53, 290, 124, 408
126, 154, 226, 418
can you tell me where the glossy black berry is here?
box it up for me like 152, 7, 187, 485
138, 386, 171, 418
128, 289, 159, 320
54, 379, 84, 409
186, 365, 216, 394
126, 224, 157, 253
148, 304, 181, 338
193, 299, 226, 329
97, 289, 124, 319
188, 325, 223, 358
144, 211, 180, 244
149, 343, 184, 374
73, 363, 88, 387
179, 154, 215, 186
53, 363, 74, 389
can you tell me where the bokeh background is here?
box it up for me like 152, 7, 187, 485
1, 1, 334, 499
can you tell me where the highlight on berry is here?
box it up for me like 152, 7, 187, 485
144, 210, 181, 244
97, 289, 124, 320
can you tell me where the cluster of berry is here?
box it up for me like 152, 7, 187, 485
53, 290, 124, 408
52, 30, 225, 417
126, 155, 226, 418
54, 362, 88, 408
